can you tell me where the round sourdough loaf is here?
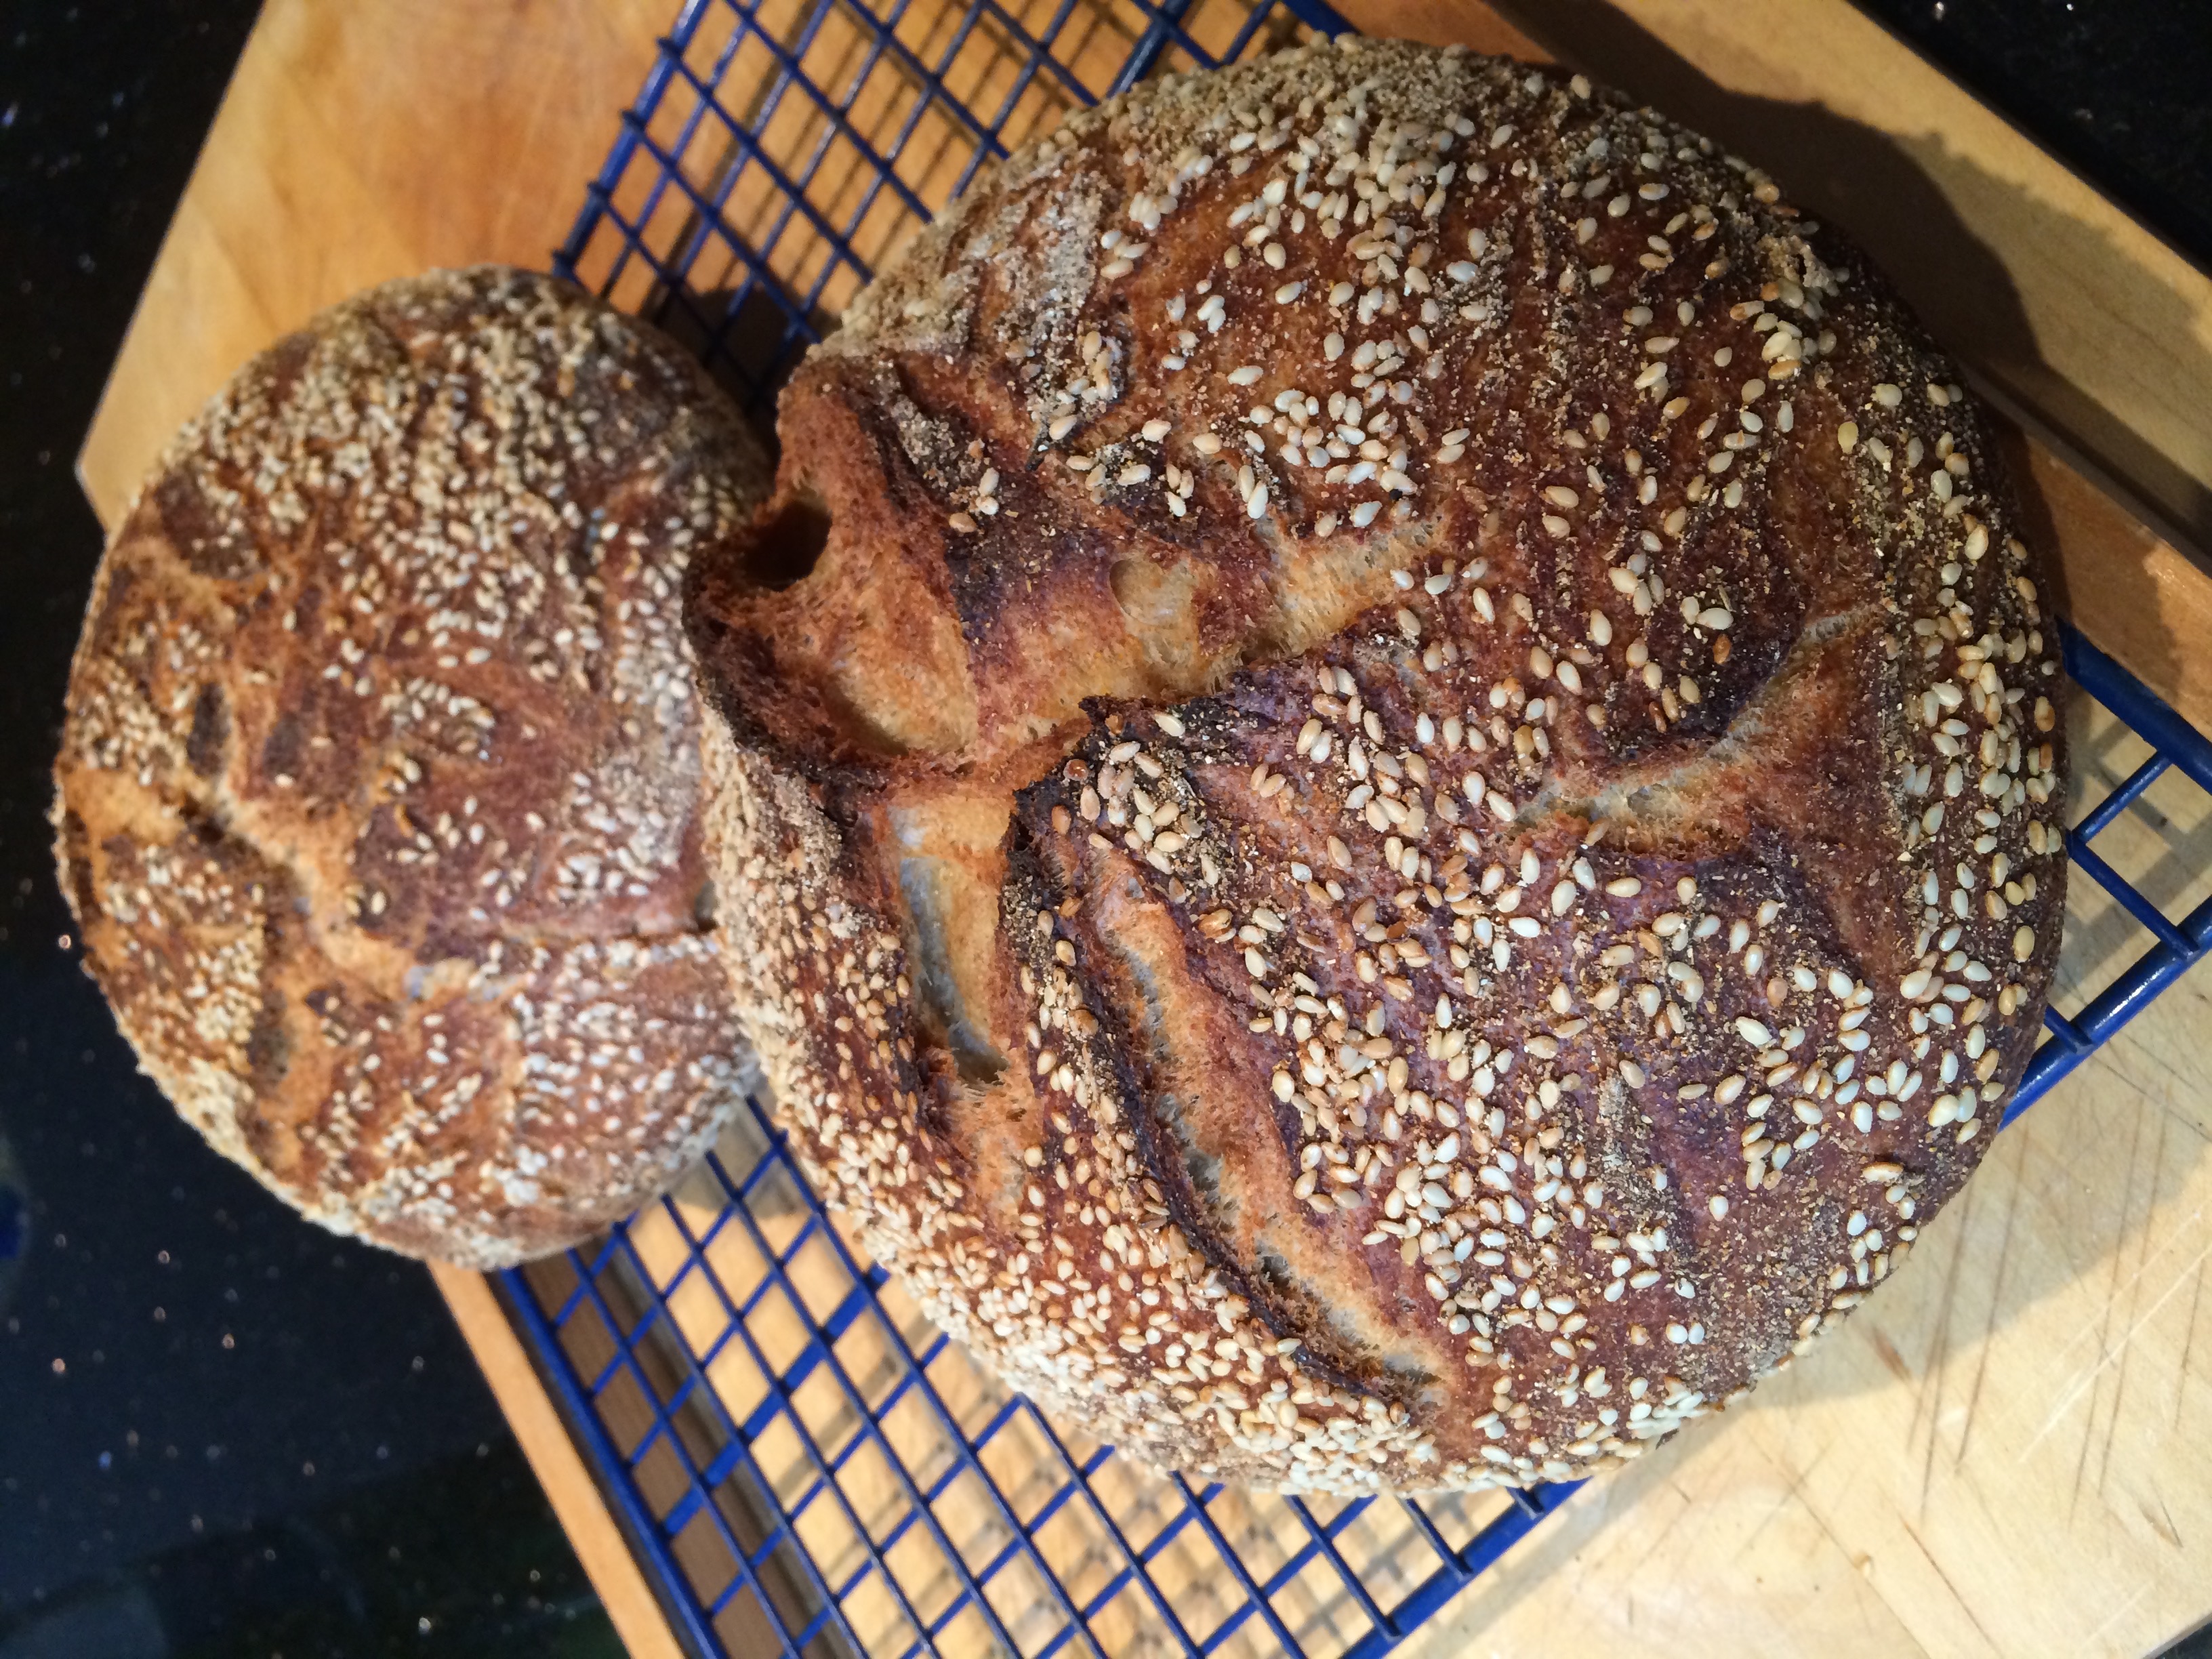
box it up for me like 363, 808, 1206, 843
688, 39, 2068, 1490
56, 266, 771, 1268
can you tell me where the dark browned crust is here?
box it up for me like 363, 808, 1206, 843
690, 40, 2068, 1490
55, 266, 773, 1268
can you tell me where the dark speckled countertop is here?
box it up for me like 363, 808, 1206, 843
1853, 0, 2212, 275
1, 1, 2207, 1654
1, 6, 617, 1655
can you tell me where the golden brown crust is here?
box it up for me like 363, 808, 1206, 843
56, 266, 773, 1268
691, 40, 2067, 1490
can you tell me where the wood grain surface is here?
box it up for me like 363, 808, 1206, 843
1399, 689, 2212, 1658
78, 2, 2212, 1656
430, 1265, 684, 1659
77, 0, 674, 527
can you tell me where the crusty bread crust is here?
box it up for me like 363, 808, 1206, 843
691, 40, 2068, 1490
56, 267, 772, 1267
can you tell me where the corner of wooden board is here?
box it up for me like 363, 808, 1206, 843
78, 0, 674, 534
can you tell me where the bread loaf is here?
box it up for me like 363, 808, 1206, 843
689, 39, 2068, 1491
56, 267, 771, 1267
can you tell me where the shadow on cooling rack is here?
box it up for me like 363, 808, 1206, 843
514, 1101, 1573, 1659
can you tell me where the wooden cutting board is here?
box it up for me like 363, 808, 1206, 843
77, 3, 2212, 1656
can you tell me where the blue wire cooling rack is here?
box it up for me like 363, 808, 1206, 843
499, 1, 2212, 1652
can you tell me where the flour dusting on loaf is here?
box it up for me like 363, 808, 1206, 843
691, 39, 2067, 1491
56, 266, 771, 1267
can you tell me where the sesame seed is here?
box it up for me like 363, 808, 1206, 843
592, 39, 2082, 1496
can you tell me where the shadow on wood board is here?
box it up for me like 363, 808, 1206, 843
1473, 0, 2199, 718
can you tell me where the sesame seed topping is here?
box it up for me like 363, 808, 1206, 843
691, 37, 2069, 1498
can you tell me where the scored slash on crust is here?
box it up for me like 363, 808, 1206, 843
54, 267, 775, 1268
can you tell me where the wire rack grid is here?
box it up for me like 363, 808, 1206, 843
497, 1, 2212, 1654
